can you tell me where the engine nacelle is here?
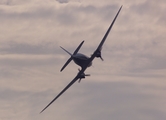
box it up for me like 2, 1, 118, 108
95, 50, 104, 61
78, 69, 90, 83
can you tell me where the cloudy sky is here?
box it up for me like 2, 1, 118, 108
0, 0, 166, 120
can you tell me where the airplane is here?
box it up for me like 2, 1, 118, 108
40, 5, 122, 113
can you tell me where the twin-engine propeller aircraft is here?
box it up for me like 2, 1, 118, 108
40, 6, 122, 113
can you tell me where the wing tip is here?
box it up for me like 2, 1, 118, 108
40, 105, 48, 114
40, 109, 44, 114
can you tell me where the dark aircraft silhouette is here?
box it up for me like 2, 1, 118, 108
40, 6, 122, 113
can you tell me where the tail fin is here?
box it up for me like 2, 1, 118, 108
60, 41, 84, 72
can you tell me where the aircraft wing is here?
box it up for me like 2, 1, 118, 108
40, 76, 78, 113
40, 68, 86, 113
93, 6, 122, 59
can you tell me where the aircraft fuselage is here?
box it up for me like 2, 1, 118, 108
73, 53, 92, 68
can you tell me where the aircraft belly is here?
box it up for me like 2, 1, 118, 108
73, 58, 92, 68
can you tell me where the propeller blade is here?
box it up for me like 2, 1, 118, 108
78, 78, 82, 83
60, 57, 72, 72
73, 41, 84, 55
85, 74, 90, 76
100, 56, 104, 61
60, 46, 72, 56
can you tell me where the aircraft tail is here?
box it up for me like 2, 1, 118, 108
60, 41, 84, 72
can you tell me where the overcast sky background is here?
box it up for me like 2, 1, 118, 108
0, 0, 166, 120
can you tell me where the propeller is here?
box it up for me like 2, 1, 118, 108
60, 41, 84, 72
78, 68, 90, 83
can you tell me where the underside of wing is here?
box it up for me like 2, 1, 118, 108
93, 6, 122, 61
97, 6, 122, 51
40, 76, 79, 113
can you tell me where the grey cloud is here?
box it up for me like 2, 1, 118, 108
0, 88, 53, 119
97, 4, 119, 20
0, 0, 12, 5
0, 3, 120, 25
56, 10, 77, 25
139, 108, 166, 120
45, 81, 166, 120
1, 79, 165, 120
0, 55, 60, 67
0, 0, 33, 5
130, 0, 165, 18
56, 0, 69, 4
0, 1, 166, 120
103, 41, 166, 75
0, 6, 56, 20
0, 42, 61, 54
130, 1, 153, 15
0, 42, 63, 67
0, 88, 29, 101
125, 52, 166, 73
0, 4, 77, 27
